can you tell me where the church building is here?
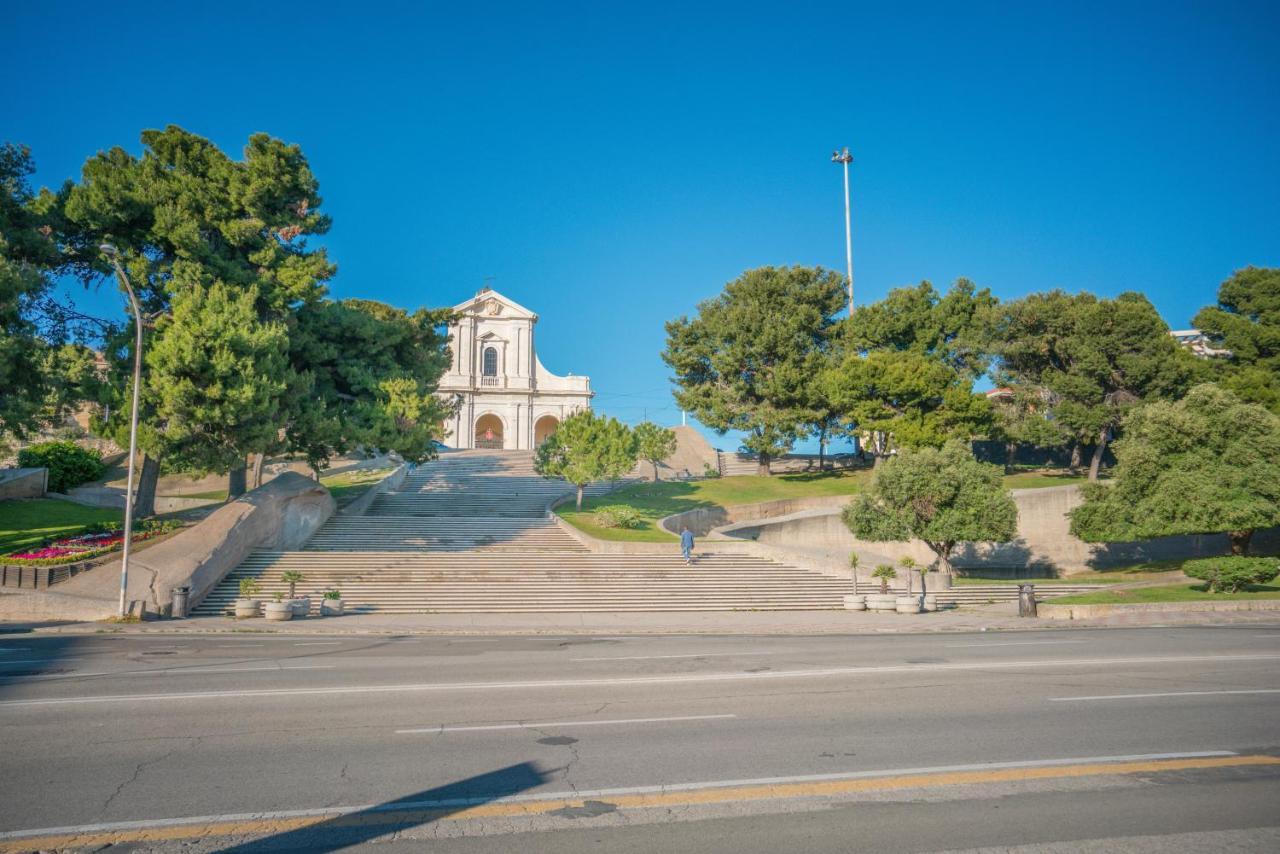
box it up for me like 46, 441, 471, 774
437, 288, 593, 450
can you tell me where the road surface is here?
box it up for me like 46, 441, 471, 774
1, 625, 1277, 851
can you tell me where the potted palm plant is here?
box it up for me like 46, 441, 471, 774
843, 553, 866, 610
234, 578, 262, 618
320, 588, 344, 616
897, 557, 921, 613
867, 564, 898, 611
264, 590, 293, 621
282, 570, 309, 617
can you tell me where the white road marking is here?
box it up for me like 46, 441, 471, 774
1050, 689, 1280, 702
139, 665, 337, 676
945, 640, 1088, 648
397, 713, 736, 734
573, 660, 778, 665
450, 640, 499, 644
0, 657, 83, 667
2, 653, 1276, 708
294, 642, 342, 646
0, 750, 1238, 841
0, 647, 32, 652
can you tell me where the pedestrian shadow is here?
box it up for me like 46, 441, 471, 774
211, 762, 548, 852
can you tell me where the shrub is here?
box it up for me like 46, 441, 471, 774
323, 588, 342, 600
1182, 557, 1280, 593
239, 578, 261, 598
702, 463, 722, 479
593, 505, 644, 529
17, 441, 105, 493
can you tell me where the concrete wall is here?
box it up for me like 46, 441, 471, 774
717, 485, 1280, 576
338, 465, 407, 516
0, 468, 47, 500
0, 472, 334, 621
661, 495, 853, 538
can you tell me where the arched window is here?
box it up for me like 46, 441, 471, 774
482, 347, 498, 377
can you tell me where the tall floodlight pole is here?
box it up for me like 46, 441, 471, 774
101, 244, 143, 618
831, 147, 854, 316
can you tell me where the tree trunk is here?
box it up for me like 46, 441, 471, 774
133, 454, 160, 518
935, 543, 956, 579
1228, 530, 1253, 556
249, 453, 265, 489
576, 483, 584, 510
1087, 428, 1109, 481
228, 464, 247, 499
818, 427, 827, 472
758, 451, 771, 477
1068, 442, 1082, 474
1005, 441, 1017, 474
652, 460, 659, 482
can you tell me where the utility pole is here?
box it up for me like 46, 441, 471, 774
100, 244, 143, 618
831, 147, 854, 316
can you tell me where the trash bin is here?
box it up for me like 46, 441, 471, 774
1017, 583, 1037, 617
171, 586, 190, 619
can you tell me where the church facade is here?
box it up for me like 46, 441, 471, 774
437, 288, 593, 450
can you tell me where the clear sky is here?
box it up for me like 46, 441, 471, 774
9, 1, 1279, 452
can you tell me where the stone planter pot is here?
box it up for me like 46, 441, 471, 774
895, 596, 920, 614
842, 594, 867, 611
289, 596, 311, 618
264, 601, 293, 621
921, 594, 939, 612
866, 593, 897, 611
320, 598, 344, 616
234, 598, 261, 618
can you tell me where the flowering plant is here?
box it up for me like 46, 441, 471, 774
5, 520, 183, 566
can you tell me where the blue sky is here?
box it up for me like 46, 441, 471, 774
9, 1, 1280, 452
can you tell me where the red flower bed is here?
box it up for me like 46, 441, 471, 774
6, 524, 180, 566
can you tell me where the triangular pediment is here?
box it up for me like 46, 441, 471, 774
452, 288, 537, 321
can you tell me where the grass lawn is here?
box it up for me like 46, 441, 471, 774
0, 499, 122, 556
165, 489, 229, 501
321, 468, 395, 506
557, 470, 872, 542
953, 575, 1132, 585
1050, 582, 1280, 605
1000, 472, 1088, 489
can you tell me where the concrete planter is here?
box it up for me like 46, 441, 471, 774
866, 593, 897, 611
921, 594, 939, 612
289, 596, 311, 617
234, 598, 261, 618
895, 596, 920, 614
842, 594, 867, 611
264, 601, 293, 621
320, 598, 344, 616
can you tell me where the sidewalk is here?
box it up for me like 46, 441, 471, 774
6, 603, 1280, 637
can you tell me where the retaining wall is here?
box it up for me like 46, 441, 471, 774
0, 468, 47, 500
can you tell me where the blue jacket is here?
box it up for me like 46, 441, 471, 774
680, 530, 695, 550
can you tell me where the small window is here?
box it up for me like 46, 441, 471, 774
482, 347, 498, 377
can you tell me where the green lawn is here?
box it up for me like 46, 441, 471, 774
1050, 582, 1280, 605
321, 468, 395, 506
165, 489, 229, 501
0, 499, 122, 556
1000, 472, 1088, 490
557, 471, 872, 542
953, 575, 1132, 585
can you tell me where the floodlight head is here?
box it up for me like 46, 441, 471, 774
100, 243, 118, 257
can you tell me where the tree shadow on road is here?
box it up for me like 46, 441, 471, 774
211, 762, 549, 852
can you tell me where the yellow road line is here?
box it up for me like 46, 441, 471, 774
4, 754, 1276, 851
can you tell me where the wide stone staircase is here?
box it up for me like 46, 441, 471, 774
193, 449, 850, 614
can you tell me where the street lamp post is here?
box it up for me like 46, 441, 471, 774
100, 244, 143, 618
831, 147, 854, 316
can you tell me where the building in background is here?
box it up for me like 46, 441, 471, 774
1169, 329, 1232, 359
437, 288, 592, 450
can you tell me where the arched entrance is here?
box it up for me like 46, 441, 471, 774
534, 415, 560, 446
475, 414, 504, 449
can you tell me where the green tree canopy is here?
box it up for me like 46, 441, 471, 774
662, 265, 846, 474
1069, 384, 1280, 555
0, 143, 98, 449
633, 421, 677, 482
1192, 267, 1280, 413
992, 290, 1195, 479
822, 280, 996, 460
534, 409, 637, 509
842, 441, 1018, 576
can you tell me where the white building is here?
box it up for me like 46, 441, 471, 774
437, 288, 593, 450
1169, 329, 1232, 359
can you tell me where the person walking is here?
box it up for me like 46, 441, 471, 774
680, 527, 695, 565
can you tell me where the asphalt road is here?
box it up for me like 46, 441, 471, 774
1, 626, 1278, 851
